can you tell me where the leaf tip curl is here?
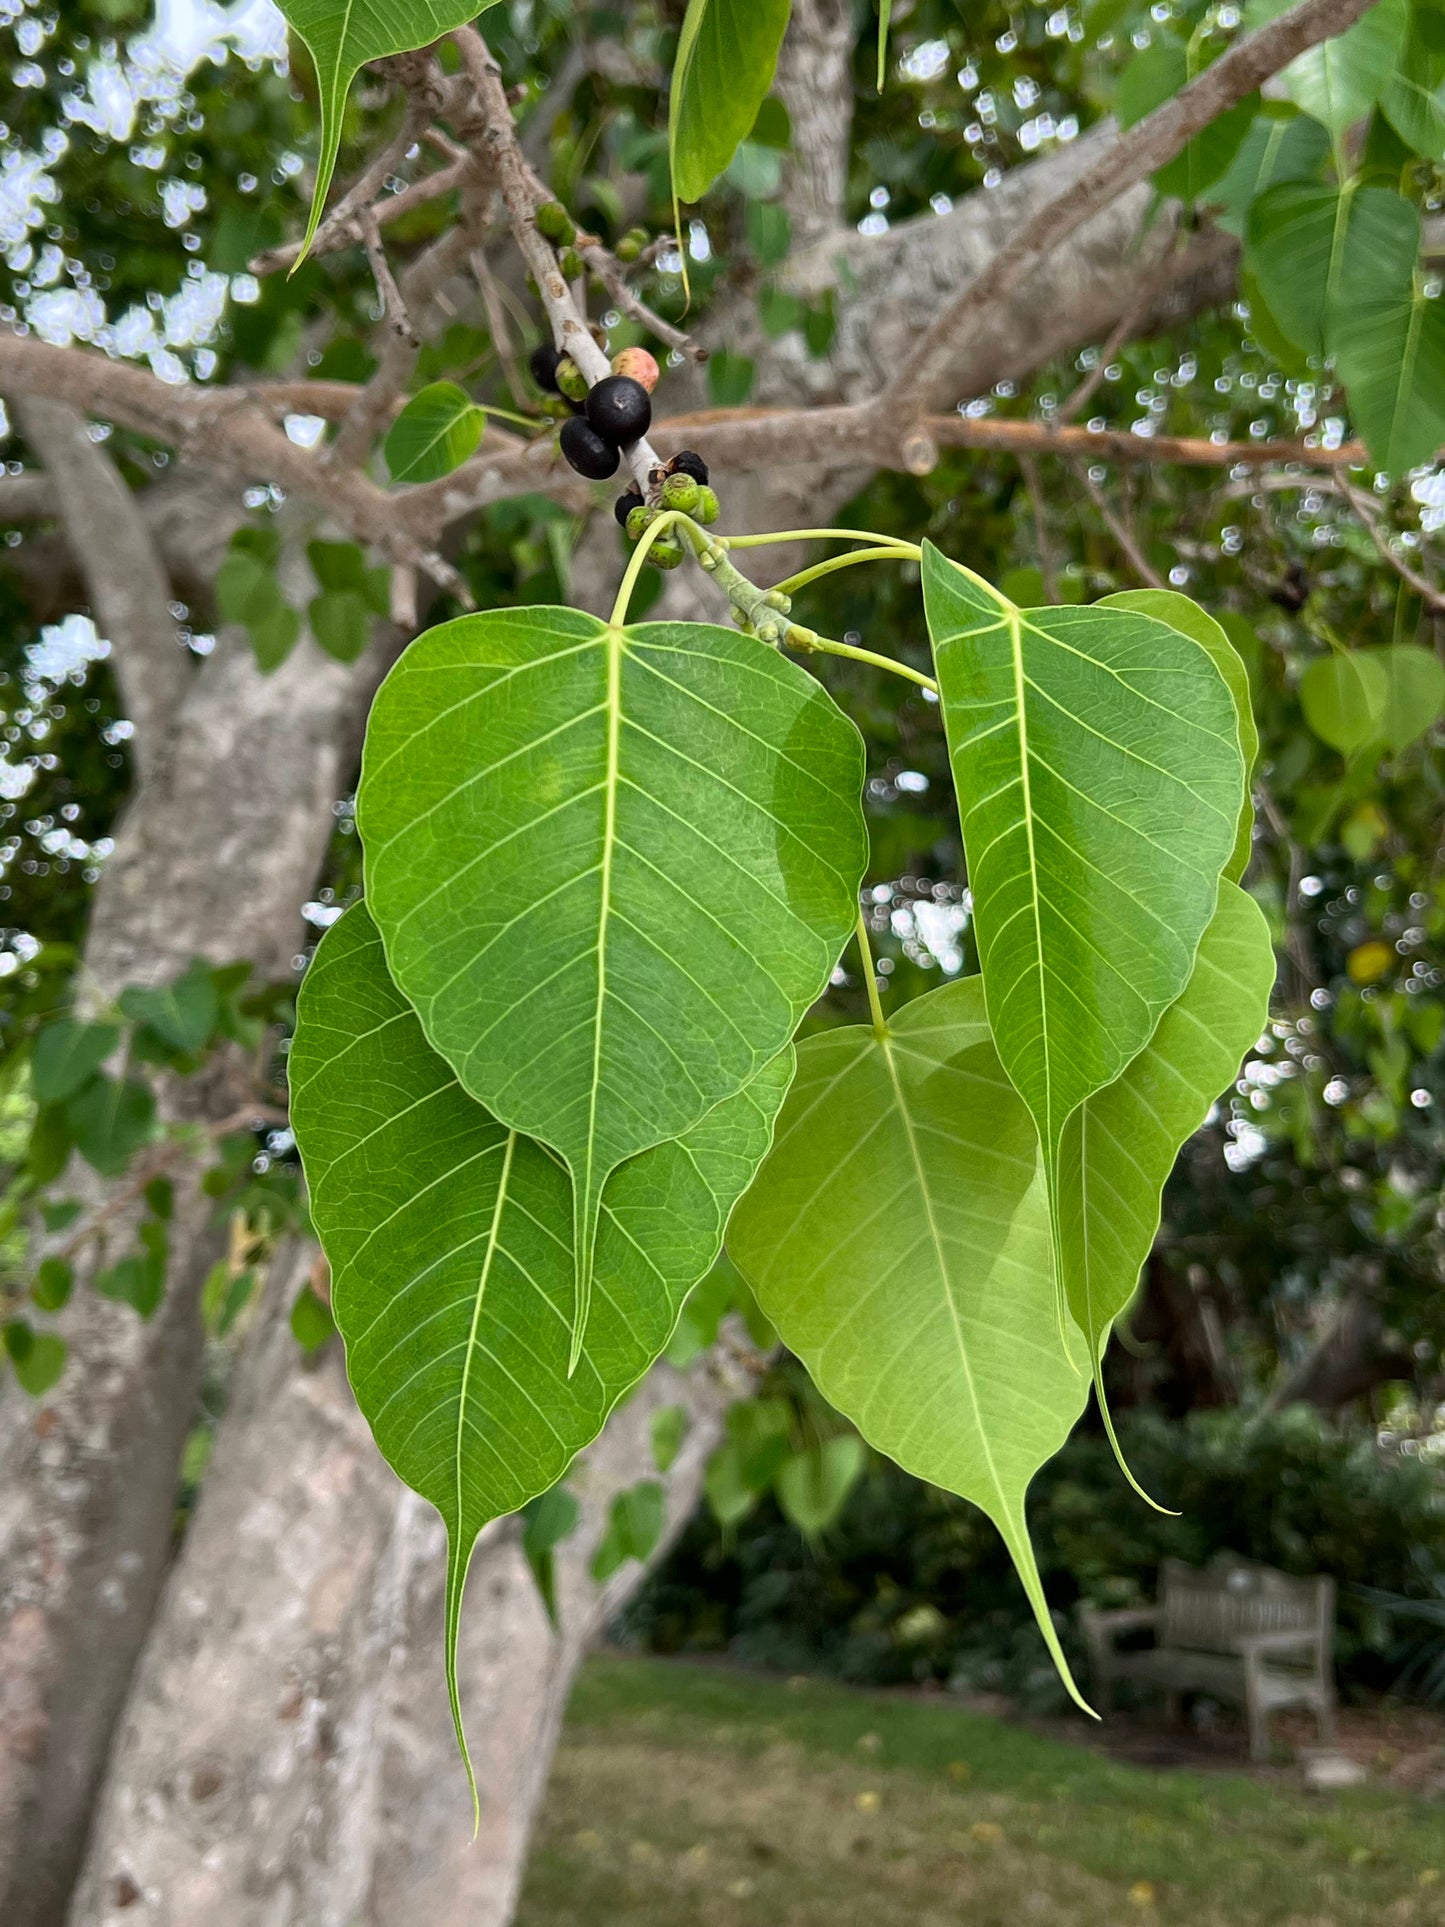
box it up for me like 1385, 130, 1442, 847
1095, 1364, 1180, 1517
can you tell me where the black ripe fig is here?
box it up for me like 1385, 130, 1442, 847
585, 374, 652, 446
670, 449, 709, 486
560, 415, 621, 480
529, 344, 564, 393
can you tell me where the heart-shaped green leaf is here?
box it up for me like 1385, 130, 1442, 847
1056, 883, 1275, 1488
1209, 108, 1329, 238
776, 1434, 866, 1540
671, 0, 793, 203
1099, 590, 1257, 884
728, 976, 1092, 1707
922, 545, 1243, 1309
357, 608, 865, 1366
383, 381, 486, 484
290, 902, 792, 1802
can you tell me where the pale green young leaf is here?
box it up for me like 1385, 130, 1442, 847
1056, 884, 1276, 1481
289, 903, 792, 1804
1246, 183, 1418, 359
383, 381, 486, 484
1299, 652, 1390, 752
728, 977, 1092, 1709
776, 1434, 866, 1540
1099, 590, 1257, 883
670, 0, 793, 203
277, 1, 501, 265
1376, 644, 1445, 751
1117, 38, 1256, 202
921, 546, 1243, 1243
357, 608, 865, 1368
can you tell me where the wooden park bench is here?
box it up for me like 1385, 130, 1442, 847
1079, 1557, 1337, 1762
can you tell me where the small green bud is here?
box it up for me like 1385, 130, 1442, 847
536, 199, 576, 245
616, 227, 649, 263
652, 539, 686, 571
763, 588, 792, 614
626, 504, 652, 542
555, 357, 589, 404
659, 472, 700, 514
694, 485, 720, 525
560, 247, 584, 281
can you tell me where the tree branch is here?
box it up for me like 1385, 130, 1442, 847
884, 0, 1377, 415
13, 398, 184, 781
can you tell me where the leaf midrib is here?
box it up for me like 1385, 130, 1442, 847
877, 1033, 1012, 1526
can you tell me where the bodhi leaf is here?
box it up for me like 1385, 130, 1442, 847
776, 1434, 867, 1540
1299, 651, 1390, 753
728, 977, 1093, 1709
1099, 590, 1257, 884
357, 607, 865, 1369
31, 1019, 120, 1104
670, 0, 793, 203
1056, 883, 1276, 1493
1376, 644, 1445, 751
1246, 0, 1407, 138
921, 545, 1243, 1318
1209, 108, 1329, 238
289, 902, 791, 1804
1245, 183, 1418, 359
1332, 273, 1445, 478
278, 0, 502, 265
384, 381, 486, 483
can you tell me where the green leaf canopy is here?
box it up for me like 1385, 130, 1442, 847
921, 545, 1243, 1189
278, 0, 501, 263
357, 608, 866, 1362
728, 977, 1092, 1708
1246, 184, 1418, 360
290, 903, 792, 1796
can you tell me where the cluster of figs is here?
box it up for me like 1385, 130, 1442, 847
529, 339, 719, 571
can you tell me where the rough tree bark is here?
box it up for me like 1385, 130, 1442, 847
0, 8, 1271, 1921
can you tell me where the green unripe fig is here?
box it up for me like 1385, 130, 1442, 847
555, 357, 589, 404
660, 472, 700, 514
616, 228, 648, 263
626, 504, 653, 542
560, 247, 584, 281
536, 200, 576, 245
652, 539, 686, 570
694, 485, 720, 525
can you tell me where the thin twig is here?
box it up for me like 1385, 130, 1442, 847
1072, 459, 1167, 588
469, 245, 531, 410
1019, 454, 1059, 600
1331, 476, 1445, 615
360, 209, 419, 346
578, 242, 707, 363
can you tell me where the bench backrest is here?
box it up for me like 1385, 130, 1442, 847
1158, 1558, 1330, 1656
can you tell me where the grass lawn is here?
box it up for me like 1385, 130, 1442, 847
514, 1656, 1445, 1926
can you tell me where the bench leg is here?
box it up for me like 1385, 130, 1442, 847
1246, 1692, 1268, 1763
1163, 1690, 1182, 1726
1315, 1693, 1336, 1746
